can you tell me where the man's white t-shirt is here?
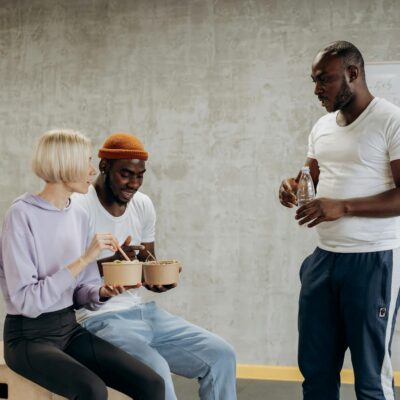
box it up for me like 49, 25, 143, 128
307, 97, 400, 253
73, 185, 156, 323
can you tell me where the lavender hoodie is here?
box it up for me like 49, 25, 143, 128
0, 193, 104, 318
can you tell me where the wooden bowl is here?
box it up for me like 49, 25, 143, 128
143, 260, 181, 285
102, 260, 142, 286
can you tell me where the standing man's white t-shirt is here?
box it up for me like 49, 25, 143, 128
308, 97, 400, 253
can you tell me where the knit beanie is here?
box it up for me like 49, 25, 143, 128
98, 133, 149, 160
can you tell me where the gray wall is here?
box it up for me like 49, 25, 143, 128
1, 0, 400, 367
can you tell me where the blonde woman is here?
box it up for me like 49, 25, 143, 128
0, 130, 164, 400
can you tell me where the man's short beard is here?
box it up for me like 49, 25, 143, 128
104, 173, 128, 206
332, 78, 353, 111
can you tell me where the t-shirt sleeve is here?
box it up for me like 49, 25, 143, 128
387, 114, 400, 161
141, 196, 156, 243
306, 125, 317, 160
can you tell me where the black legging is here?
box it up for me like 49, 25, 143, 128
4, 307, 165, 400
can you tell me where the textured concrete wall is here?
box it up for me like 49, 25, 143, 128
1, 0, 400, 367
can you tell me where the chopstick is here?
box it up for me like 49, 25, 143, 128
118, 246, 131, 262
146, 250, 157, 262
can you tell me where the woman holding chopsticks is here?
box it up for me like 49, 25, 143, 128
0, 129, 164, 400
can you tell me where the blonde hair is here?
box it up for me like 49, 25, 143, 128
32, 129, 91, 183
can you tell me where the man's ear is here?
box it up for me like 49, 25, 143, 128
347, 65, 359, 83
99, 159, 110, 175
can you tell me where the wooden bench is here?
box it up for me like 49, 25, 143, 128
0, 344, 130, 399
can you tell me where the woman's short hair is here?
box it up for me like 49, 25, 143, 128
32, 129, 91, 183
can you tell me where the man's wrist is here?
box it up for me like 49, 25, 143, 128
99, 254, 117, 263
342, 199, 352, 216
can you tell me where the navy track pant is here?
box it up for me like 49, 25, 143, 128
298, 247, 400, 400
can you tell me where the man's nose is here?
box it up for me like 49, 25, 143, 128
127, 176, 141, 189
314, 82, 323, 96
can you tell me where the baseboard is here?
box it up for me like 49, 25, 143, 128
237, 364, 400, 386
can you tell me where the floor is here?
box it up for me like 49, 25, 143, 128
172, 375, 400, 399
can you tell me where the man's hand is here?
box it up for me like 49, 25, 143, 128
295, 198, 346, 227
144, 266, 182, 293
117, 236, 145, 261
144, 283, 178, 293
279, 178, 298, 208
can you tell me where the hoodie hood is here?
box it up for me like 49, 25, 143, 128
13, 193, 71, 212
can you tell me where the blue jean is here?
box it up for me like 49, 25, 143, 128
81, 301, 237, 400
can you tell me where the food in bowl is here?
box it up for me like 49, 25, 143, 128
102, 259, 142, 286
142, 260, 181, 285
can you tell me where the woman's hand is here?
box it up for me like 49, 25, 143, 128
99, 284, 125, 298
83, 233, 119, 263
99, 282, 142, 298
68, 233, 119, 277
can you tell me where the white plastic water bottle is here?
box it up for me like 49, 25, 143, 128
297, 166, 315, 207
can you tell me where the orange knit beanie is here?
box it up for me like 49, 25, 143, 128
98, 133, 148, 160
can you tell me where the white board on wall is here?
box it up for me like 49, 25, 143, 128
365, 62, 400, 106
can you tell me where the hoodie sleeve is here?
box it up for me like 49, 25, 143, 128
1, 207, 76, 318
73, 261, 105, 310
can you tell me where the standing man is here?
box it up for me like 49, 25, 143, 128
74, 132, 237, 400
279, 41, 400, 400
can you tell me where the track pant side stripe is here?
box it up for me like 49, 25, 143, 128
381, 247, 400, 400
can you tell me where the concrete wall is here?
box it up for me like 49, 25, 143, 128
1, 0, 400, 367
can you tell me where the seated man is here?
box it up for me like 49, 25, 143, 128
74, 132, 237, 400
